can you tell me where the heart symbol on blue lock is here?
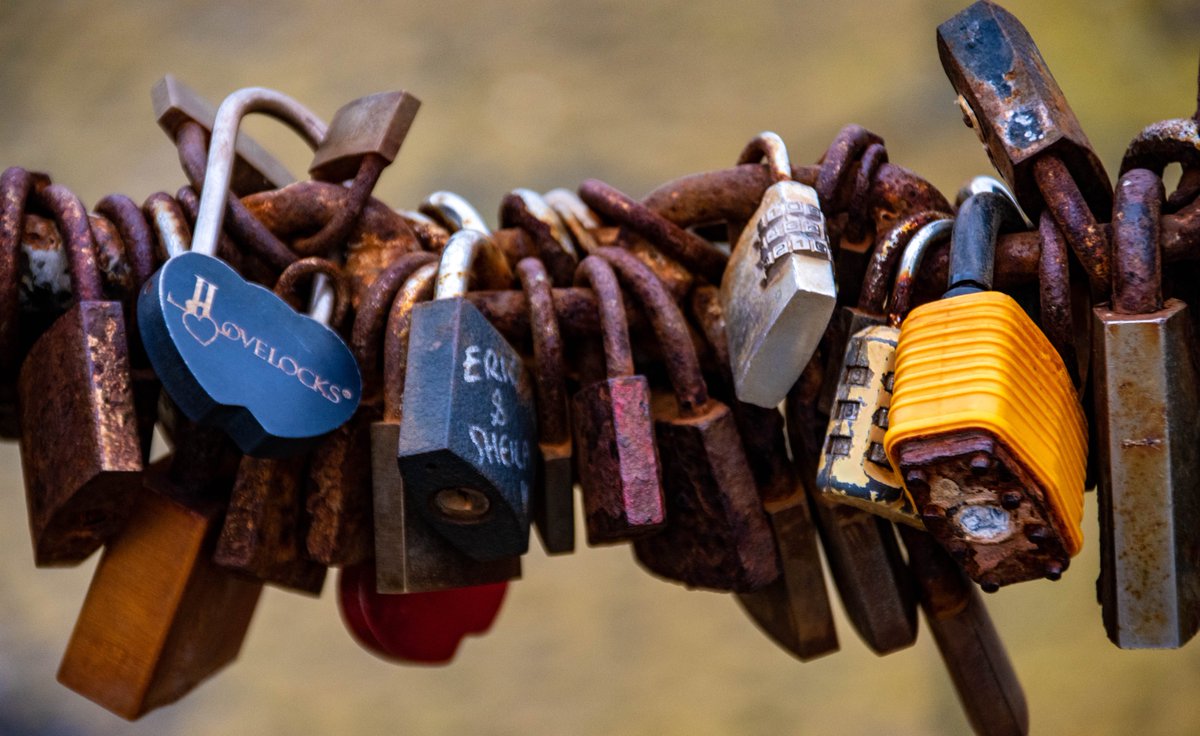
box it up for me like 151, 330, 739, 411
139, 251, 362, 457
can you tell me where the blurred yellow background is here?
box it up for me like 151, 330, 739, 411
2, 0, 1200, 734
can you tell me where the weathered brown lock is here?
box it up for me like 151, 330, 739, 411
570, 254, 664, 545
58, 414, 259, 721
785, 350, 918, 655
590, 247, 777, 591
690, 286, 837, 660
211, 259, 353, 595
898, 525, 1028, 736
18, 184, 142, 566
516, 257, 576, 553
306, 251, 438, 567
374, 262, 521, 593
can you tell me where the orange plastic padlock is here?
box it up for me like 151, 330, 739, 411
884, 191, 1087, 591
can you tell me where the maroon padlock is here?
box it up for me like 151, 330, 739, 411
571, 254, 664, 545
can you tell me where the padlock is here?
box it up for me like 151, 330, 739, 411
591, 247, 777, 591
212, 259, 352, 595
516, 258, 576, 554
58, 415, 260, 721
1093, 168, 1200, 648
816, 218, 952, 526
139, 87, 362, 457
376, 262, 520, 591
502, 190, 579, 287
898, 526, 1029, 736
937, 0, 1111, 287
786, 350, 918, 654
885, 191, 1088, 591
570, 255, 664, 545
305, 251, 438, 567
17, 184, 142, 566
690, 286, 837, 660
719, 131, 836, 408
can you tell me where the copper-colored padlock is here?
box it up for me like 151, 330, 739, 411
58, 415, 260, 721
374, 262, 521, 593
18, 184, 142, 566
571, 254, 664, 545
592, 247, 777, 592
516, 257, 576, 554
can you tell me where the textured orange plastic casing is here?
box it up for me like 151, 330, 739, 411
883, 291, 1086, 554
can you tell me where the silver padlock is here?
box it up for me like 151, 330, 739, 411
720, 132, 836, 408
816, 218, 952, 527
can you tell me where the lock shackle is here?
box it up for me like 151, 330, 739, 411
273, 257, 351, 330
573, 255, 635, 380
193, 87, 328, 259
350, 251, 438, 403
954, 176, 1030, 226
419, 191, 491, 234
95, 194, 158, 291
382, 262, 437, 422
143, 192, 194, 261
434, 230, 514, 300
503, 189, 580, 260
1120, 118, 1200, 180
857, 210, 946, 313
544, 188, 601, 255
1037, 212, 1081, 386
889, 218, 952, 326
594, 246, 709, 416
945, 191, 1023, 297
0, 168, 49, 371
32, 184, 104, 302
736, 132, 792, 184
1111, 168, 1165, 315
518, 257, 570, 444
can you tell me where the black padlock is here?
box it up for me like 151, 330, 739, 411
396, 229, 535, 561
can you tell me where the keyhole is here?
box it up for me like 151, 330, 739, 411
433, 488, 490, 522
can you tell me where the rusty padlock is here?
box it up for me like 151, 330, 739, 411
591, 246, 777, 591
690, 286, 837, 660
18, 184, 142, 566
58, 414, 259, 721
1093, 169, 1200, 648
375, 262, 521, 592
516, 257, 576, 554
571, 254, 664, 545
212, 259, 353, 595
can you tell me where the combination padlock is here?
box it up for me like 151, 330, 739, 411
376, 260, 520, 591
396, 228, 535, 561
138, 86, 362, 457
1093, 169, 1200, 649
816, 217, 952, 526
571, 254, 664, 545
18, 183, 142, 566
720, 131, 836, 408
885, 190, 1088, 591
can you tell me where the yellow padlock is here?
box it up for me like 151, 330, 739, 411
884, 191, 1087, 591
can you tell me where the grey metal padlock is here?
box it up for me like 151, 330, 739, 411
720, 132, 836, 408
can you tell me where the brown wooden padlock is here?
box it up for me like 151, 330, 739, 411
211, 259, 353, 594
591, 247, 778, 592
571, 254, 664, 545
306, 251, 438, 566
373, 262, 521, 593
516, 257, 576, 554
58, 414, 260, 721
18, 184, 142, 566
690, 286, 837, 660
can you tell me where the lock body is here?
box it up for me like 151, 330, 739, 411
533, 438, 574, 553
1093, 298, 1200, 648
633, 396, 779, 592
885, 290, 1087, 588
817, 324, 920, 526
572, 375, 664, 544
19, 300, 141, 566
58, 464, 262, 720
721, 181, 835, 408
305, 406, 378, 567
397, 298, 536, 560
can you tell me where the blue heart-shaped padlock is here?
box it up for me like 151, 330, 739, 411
138, 251, 362, 457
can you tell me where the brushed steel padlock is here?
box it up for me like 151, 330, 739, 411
720, 132, 836, 408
